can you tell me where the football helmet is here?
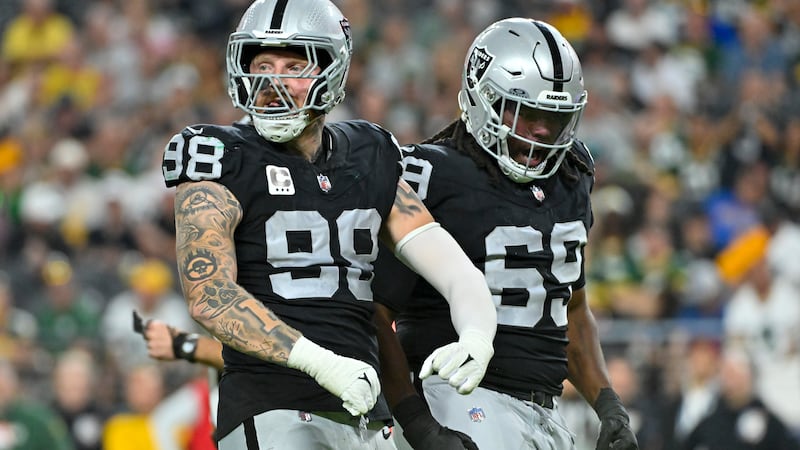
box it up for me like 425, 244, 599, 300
458, 18, 587, 182
227, 0, 353, 142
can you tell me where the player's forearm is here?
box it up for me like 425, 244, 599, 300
565, 290, 610, 404
194, 336, 224, 371
374, 304, 418, 408
395, 222, 497, 339
383, 180, 496, 338
175, 182, 302, 365
184, 280, 301, 365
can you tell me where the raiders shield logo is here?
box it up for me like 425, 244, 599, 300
466, 46, 493, 89
340, 18, 353, 54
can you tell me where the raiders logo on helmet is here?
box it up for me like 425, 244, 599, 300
340, 18, 353, 54
466, 46, 493, 89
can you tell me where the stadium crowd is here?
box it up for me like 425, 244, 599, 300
0, 0, 799, 448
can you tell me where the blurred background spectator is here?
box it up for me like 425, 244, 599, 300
722, 222, 800, 436
607, 355, 667, 449
0, 358, 73, 449
662, 337, 721, 449
102, 362, 166, 450
682, 349, 799, 450
34, 252, 103, 357
0, 0, 799, 447
559, 379, 600, 450
100, 257, 196, 383
50, 348, 108, 450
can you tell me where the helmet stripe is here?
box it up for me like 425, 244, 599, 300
270, 0, 290, 30
533, 21, 564, 92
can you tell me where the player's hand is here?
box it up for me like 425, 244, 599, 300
287, 336, 380, 416
143, 320, 178, 361
419, 329, 493, 394
133, 310, 179, 361
338, 362, 380, 416
406, 424, 478, 450
594, 388, 639, 450
394, 395, 478, 450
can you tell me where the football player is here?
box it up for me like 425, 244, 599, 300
373, 18, 640, 450
160, 0, 496, 449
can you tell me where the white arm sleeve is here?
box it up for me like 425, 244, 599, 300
395, 222, 497, 341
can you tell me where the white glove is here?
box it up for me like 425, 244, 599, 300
287, 336, 381, 416
419, 329, 494, 395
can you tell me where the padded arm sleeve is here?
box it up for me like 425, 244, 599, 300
395, 222, 497, 341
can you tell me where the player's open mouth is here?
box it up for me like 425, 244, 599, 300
257, 89, 288, 109
257, 96, 297, 113
513, 149, 546, 168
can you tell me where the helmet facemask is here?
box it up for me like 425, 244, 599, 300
228, 37, 347, 142
488, 92, 584, 182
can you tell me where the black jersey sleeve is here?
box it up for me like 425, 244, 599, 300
161, 124, 243, 189
571, 139, 596, 235
370, 139, 421, 313
373, 242, 420, 313
368, 121, 403, 156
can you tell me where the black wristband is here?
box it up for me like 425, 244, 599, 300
393, 394, 431, 429
172, 332, 199, 363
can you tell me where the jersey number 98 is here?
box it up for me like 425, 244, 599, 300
163, 133, 225, 182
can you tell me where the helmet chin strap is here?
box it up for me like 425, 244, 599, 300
496, 124, 511, 153
495, 124, 535, 184
498, 138, 535, 184
252, 113, 310, 143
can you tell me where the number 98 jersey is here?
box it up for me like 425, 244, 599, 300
162, 119, 401, 432
374, 140, 594, 399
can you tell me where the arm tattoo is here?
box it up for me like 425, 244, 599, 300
183, 249, 218, 281
393, 180, 424, 217
174, 182, 301, 364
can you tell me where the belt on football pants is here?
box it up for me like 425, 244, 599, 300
530, 391, 555, 409
309, 411, 389, 431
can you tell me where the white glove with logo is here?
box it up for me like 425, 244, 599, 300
419, 329, 494, 394
287, 336, 381, 416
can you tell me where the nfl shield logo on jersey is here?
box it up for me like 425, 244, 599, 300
531, 184, 545, 202
318, 174, 332, 192
468, 407, 486, 423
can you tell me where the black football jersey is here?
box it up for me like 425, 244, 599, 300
162, 120, 401, 436
373, 140, 594, 398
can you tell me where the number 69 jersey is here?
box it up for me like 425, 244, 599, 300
162, 120, 401, 430
374, 140, 595, 399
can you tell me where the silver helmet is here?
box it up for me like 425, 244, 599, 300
458, 18, 587, 183
226, 0, 353, 142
